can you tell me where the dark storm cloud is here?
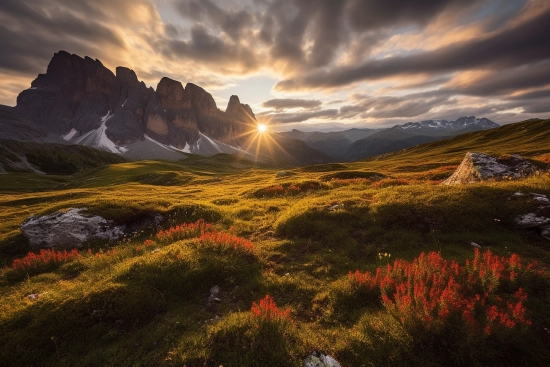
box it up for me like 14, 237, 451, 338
174, 0, 254, 41
0, 0, 131, 75
454, 61, 550, 97
275, 7, 550, 91
163, 24, 259, 71
339, 90, 453, 119
345, 0, 476, 31
262, 98, 322, 110
507, 89, 550, 101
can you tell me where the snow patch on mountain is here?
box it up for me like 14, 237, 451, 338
72, 112, 127, 154
62, 128, 78, 141
399, 116, 498, 130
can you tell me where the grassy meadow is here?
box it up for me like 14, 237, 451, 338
1, 119, 550, 366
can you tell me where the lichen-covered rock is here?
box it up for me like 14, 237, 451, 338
21, 208, 124, 249
443, 152, 538, 185
303, 351, 341, 367
513, 193, 550, 241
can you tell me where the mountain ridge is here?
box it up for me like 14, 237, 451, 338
14, 51, 256, 158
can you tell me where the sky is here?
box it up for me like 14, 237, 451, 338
0, 0, 549, 131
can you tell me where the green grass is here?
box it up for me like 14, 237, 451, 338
1, 119, 550, 366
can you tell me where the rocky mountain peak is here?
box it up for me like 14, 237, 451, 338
14, 51, 260, 157
156, 77, 191, 109
186, 83, 218, 113
226, 95, 242, 114
116, 67, 139, 86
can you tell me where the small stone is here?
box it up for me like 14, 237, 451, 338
210, 285, 220, 296
303, 351, 341, 367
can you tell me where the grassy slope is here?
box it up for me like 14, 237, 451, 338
0, 139, 126, 174
0, 119, 550, 366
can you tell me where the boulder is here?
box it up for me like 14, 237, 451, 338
443, 152, 538, 185
303, 351, 341, 367
21, 208, 124, 249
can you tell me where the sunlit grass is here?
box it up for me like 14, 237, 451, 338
0, 119, 549, 366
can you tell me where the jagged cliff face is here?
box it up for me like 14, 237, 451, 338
15, 51, 256, 151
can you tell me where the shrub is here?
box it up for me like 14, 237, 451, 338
156, 219, 214, 243
196, 230, 254, 253
349, 249, 538, 336
204, 295, 297, 367
6, 249, 81, 281
251, 295, 291, 323
253, 181, 325, 198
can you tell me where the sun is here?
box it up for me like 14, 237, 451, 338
257, 124, 267, 133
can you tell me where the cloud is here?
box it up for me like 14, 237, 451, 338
0, 0, 548, 127
345, 0, 476, 31
261, 98, 322, 110
267, 109, 339, 123
275, 6, 550, 91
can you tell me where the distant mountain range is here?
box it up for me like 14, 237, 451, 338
279, 117, 499, 161
1, 51, 500, 168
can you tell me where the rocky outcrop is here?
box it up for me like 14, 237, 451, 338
15, 51, 258, 154
16, 51, 119, 134
21, 208, 124, 249
513, 193, 550, 241
144, 77, 199, 148
105, 67, 154, 145
185, 86, 253, 145
443, 152, 539, 185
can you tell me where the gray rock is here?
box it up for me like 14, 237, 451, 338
443, 152, 538, 185
21, 208, 124, 249
531, 193, 550, 205
206, 285, 221, 312
303, 351, 341, 367
514, 193, 550, 241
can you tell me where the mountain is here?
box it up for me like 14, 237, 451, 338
8, 51, 331, 167
278, 128, 381, 160
0, 139, 125, 175
12, 51, 257, 160
0, 105, 66, 143
399, 116, 498, 133
279, 117, 499, 161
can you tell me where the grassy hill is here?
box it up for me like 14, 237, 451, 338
0, 139, 126, 174
0, 119, 549, 366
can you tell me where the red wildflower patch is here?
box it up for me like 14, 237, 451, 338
349, 249, 536, 335
156, 219, 214, 243
251, 295, 291, 322
196, 231, 254, 252
12, 249, 80, 272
